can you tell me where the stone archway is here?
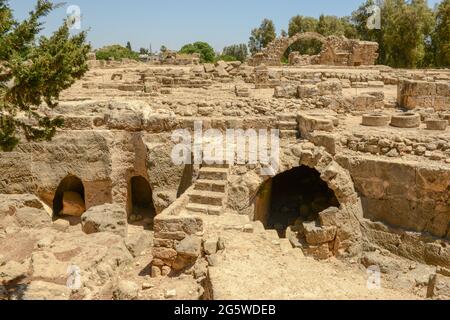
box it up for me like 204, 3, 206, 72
255, 165, 340, 237
284, 32, 328, 61
248, 32, 328, 66
253, 143, 363, 258
128, 175, 156, 225
53, 175, 86, 218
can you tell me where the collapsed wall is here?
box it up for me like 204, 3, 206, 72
248, 32, 379, 67
398, 80, 450, 111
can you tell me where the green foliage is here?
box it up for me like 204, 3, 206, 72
96, 44, 139, 61
0, 0, 90, 151
215, 54, 236, 62
179, 41, 215, 63
351, 0, 381, 43
249, 19, 276, 54
380, 0, 434, 68
272, 0, 446, 68
351, 0, 435, 68
433, 0, 450, 67
126, 41, 132, 51
317, 15, 345, 36
288, 16, 318, 35
222, 44, 248, 62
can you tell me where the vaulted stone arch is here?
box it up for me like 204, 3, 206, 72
251, 142, 363, 258
248, 32, 378, 67
248, 32, 328, 66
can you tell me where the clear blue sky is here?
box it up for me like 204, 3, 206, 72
9, 0, 442, 52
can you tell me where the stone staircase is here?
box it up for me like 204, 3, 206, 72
277, 113, 299, 140
186, 163, 229, 216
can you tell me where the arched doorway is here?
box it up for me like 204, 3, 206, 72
254, 165, 339, 238
128, 176, 156, 226
283, 38, 325, 64
53, 175, 86, 218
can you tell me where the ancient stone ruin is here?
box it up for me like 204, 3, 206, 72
248, 32, 379, 67
1, 49, 449, 301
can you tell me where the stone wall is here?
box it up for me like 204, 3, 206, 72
248, 32, 378, 67
228, 142, 365, 258
151, 186, 203, 276
398, 80, 450, 111
337, 156, 450, 240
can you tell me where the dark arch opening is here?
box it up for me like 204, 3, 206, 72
254, 165, 339, 238
283, 38, 324, 64
53, 175, 86, 218
129, 176, 156, 226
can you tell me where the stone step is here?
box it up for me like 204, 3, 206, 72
277, 121, 298, 130
201, 162, 230, 169
199, 167, 229, 180
277, 113, 297, 121
188, 190, 226, 206
195, 179, 227, 193
264, 229, 280, 241
279, 238, 294, 253
186, 203, 223, 216
280, 130, 298, 139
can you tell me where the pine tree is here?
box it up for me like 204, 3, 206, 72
0, 0, 90, 151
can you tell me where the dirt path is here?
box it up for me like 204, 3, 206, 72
203, 215, 418, 300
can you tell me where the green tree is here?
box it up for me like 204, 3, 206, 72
317, 15, 343, 36
126, 41, 132, 51
96, 44, 139, 61
382, 0, 434, 68
139, 47, 149, 55
288, 15, 318, 35
0, 0, 90, 151
248, 19, 276, 54
433, 0, 450, 66
222, 44, 248, 62
340, 16, 359, 39
351, 0, 384, 63
352, 0, 382, 42
179, 41, 215, 63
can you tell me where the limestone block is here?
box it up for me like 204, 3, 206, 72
302, 221, 337, 246
297, 85, 319, 98
19, 281, 71, 300
368, 81, 384, 88
425, 119, 448, 131
113, 280, 139, 300
353, 94, 382, 111
436, 82, 450, 96
303, 243, 331, 260
60, 191, 85, 217
274, 84, 297, 98
319, 207, 340, 227
15, 207, 51, 229
81, 204, 127, 238
318, 80, 342, 95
